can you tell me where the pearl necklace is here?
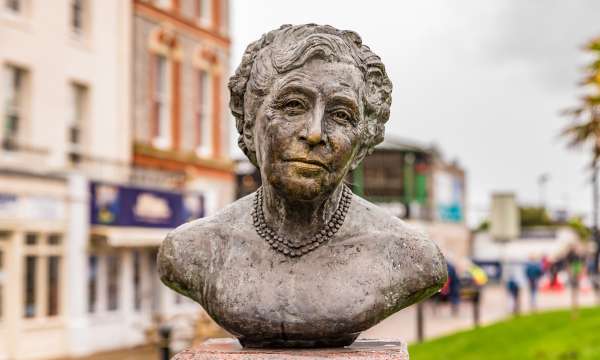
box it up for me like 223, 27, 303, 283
251, 185, 352, 257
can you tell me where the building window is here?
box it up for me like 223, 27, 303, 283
4, 0, 20, 13
151, 55, 172, 149
195, 0, 211, 27
106, 255, 119, 311
133, 251, 142, 311
24, 255, 36, 318
68, 83, 88, 164
195, 69, 212, 155
48, 233, 62, 245
0, 231, 9, 321
3, 65, 27, 151
155, 0, 171, 10
148, 250, 160, 313
25, 232, 38, 245
71, 0, 85, 35
23, 232, 63, 319
47, 256, 60, 316
0, 248, 4, 320
220, 0, 229, 34
87, 255, 98, 313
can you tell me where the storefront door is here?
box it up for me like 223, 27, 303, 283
0, 231, 8, 323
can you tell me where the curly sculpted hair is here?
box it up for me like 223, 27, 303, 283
228, 24, 393, 167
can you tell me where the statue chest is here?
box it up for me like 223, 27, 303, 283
196, 242, 393, 339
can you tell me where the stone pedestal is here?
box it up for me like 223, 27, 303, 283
173, 338, 409, 359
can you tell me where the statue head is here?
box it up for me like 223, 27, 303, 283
229, 24, 392, 200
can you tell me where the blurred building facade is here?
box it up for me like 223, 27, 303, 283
353, 136, 470, 258
236, 136, 471, 258
0, 1, 232, 359
472, 194, 587, 283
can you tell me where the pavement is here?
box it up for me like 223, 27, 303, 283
57, 284, 597, 359
53, 346, 157, 360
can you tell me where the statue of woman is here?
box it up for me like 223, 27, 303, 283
158, 24, 447, 348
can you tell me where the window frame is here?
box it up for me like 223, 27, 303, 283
87, 255, 99, 314
69, 0, 90, 40
0, 235, 6, 322
5, 0, 20, 13
22, 232, 64, 320
195, 0, 212, 28
67, 82, 89, 164
195, 68, 212, 156
3, 64, 28, 151
154, 0, 172, 10
151, 54, 173, 149
220, 0, 229, 35
87, 251, 122, 315
71, 0, 83, 34
105, 254, 120, 312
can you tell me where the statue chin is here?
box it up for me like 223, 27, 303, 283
268, 176, 334, 202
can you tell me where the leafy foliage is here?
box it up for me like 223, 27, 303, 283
519, 206, 553, 227
562, 37, 600, 167
568, 217, 592, 241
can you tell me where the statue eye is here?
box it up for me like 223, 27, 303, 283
283, 99, 307, 114
331, 109, 353, 124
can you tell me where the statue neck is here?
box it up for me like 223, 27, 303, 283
260, 184, 344, 243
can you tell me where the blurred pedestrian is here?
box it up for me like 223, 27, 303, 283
447, 262, 461, 316
506, 275, 521, 316
548, 259, 563, 291
467, 264, 487, 327
566, 247, 583, 317
525, 256, 543, 311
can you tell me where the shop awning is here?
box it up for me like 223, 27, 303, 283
90, 225, 171, 247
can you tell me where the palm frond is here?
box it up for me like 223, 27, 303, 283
562, 36, 600, 168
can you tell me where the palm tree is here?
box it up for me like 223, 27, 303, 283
562, 37, 600, 164
562, 36, 600, 302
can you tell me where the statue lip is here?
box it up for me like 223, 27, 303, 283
285, 158, 330, 171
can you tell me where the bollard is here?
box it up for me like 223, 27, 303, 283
159, 325, 172, 360
472, 290, 480, 328
416, 302, 424, 342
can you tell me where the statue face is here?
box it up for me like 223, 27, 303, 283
254, 58, 364, 200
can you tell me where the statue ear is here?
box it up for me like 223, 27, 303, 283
350, 146, 369, 170
244, 120, 256, 152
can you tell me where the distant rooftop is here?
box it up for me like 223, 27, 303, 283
376, 134, 436, 154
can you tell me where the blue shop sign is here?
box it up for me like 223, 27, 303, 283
90, 182, 204, 228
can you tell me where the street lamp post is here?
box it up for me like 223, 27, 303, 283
537, 173, 550, 210
592, 165, 600, 299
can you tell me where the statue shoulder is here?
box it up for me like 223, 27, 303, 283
157, 194, 254, 296
349, 196, 448, 306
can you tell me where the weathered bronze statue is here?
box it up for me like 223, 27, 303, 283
158, 24, 447, 348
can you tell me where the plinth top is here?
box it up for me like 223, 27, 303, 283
173, 338, 409, 360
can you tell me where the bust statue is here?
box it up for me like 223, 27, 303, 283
158, 24, 447, 348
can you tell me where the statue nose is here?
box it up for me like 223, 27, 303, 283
306, 127, 323, 145
300, 105, 326, 146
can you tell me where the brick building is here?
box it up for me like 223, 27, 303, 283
131, 0, 234, 214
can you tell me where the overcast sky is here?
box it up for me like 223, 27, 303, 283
229, 0, 600, 227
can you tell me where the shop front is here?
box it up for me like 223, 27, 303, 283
0, 173, 69, 360
80, 181, 205, 354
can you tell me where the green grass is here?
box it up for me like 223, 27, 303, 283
409, 307, 600, 360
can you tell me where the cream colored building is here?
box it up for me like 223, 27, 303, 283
0, 1, 131, 358
0, 1, 218, 359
